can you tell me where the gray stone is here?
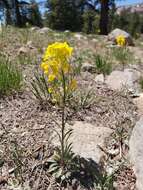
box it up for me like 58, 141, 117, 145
108, 149, 119, 156
30, 26, 40, 31
95, 74, 105, 83
129, 117, 143, 190
106, 69, 141, 91
52, 121, 112, 163
18, 46, 28, 54
64, 30, 70, 33
108, 28, 134, 46
82, 62, 96, 73
74, 33, 83, 40
92, 38, 98, 43
26, 41, 34, 49
39, 27, 51, 34
71, 122, 113, 162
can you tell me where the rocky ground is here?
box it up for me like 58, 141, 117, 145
0, 26, 143, 190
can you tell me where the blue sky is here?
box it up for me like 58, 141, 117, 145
36, 0, 143, 6
116, 0, 143, 6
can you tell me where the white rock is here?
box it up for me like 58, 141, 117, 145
74, 33, 83, 40
108, 28, 134, 46
30, 26, 40, 31
108, 148, 119, 156
92, 38, 98, 43
106, 69, 141, 91
26, 41, 34, 49
39, 27, 51, 34
52, 121, 113, 163
18, 46, 28, 54
95, 74, 104, 83
129, 117, 143, 190
71, 122, 113, 162
64, 30, 70, 33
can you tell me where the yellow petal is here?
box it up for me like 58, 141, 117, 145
48, 74, 56, 82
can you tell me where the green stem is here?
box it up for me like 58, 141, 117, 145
61, 70, 66, 167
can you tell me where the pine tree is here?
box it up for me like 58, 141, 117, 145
46, 0, 83, 31
28, 0, 43, 27
99, 0, 109, 34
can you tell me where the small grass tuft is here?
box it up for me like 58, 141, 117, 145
112, 47, 133, 70
94, 54, 112, 80
0, 55, 22, 97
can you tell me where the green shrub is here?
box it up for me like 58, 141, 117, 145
0, 56, 22, 96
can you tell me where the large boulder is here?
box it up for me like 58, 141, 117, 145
39, 27, 51, 34
30, 26, 40, 32
71, 122, 113, 162
106, 69, 141, 92
108, 28, 134, 46
52, 121, 113, 163
129, 117, 143, 190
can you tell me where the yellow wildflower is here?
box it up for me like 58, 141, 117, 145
48, 87, 53, 93
41, 42, 73, 77
41, 42, 76, 103
43, 42, 73, 61
44, 70, 49, 75
41, 62, 48, 70
116, 35, 126, 46
62, 62, 71, 73
70, 79, 77, 90
48, 74, 56, 82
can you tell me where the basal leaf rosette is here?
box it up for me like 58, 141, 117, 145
41, 42, 77, 103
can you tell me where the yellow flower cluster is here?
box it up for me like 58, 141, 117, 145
41, 42, 77, 102
116, 35, 126, 46
41, 42, 73, 82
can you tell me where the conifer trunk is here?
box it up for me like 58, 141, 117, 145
100, 0, 109, 35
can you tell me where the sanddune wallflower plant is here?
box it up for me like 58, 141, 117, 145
115, 35, 129, 70
41, 42, 77, 180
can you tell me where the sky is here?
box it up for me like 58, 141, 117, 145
36, 0, 143, 7
116, 0, 143, 6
